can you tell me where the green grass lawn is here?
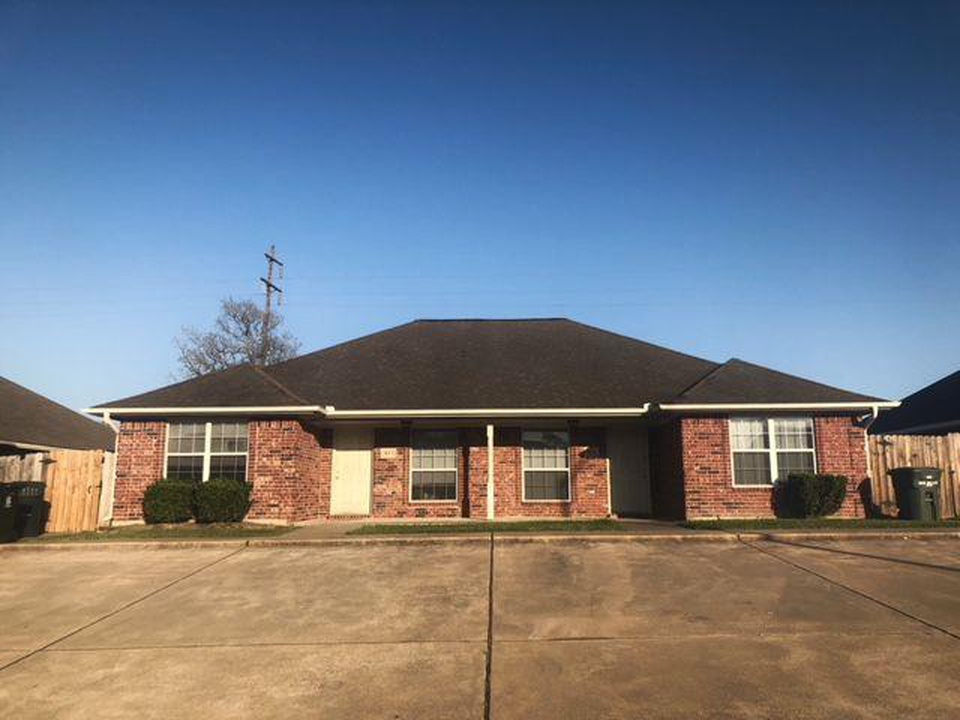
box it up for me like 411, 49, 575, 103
683, 518, 960, 531
349, 519, 629, 535
20, 523, 294, 543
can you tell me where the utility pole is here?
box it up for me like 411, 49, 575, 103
259, 245, 284, 365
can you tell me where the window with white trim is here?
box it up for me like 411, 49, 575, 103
730, 417, 815, 487
411, 430, 458, 501
522, 430, 571, 501
166, 422, 249, 483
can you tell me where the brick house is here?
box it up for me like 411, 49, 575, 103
87, 319, 896, 524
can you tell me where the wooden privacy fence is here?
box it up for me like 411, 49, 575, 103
0, 449, 109, 533
868, 434, 960, 518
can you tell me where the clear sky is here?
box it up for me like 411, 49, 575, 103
1, 0, 957, 411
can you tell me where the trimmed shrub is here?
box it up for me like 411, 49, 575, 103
142, 481, 195, 524
776, 473, 848, 518
193, 477, 253, 523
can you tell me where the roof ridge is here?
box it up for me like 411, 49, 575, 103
898, 367, 960, 402
562, 319, 720, 369
266, 320, 421, 369
670, 360, 731, 402
413, 317, 569, 323
724, 357, 879, 397
253, 366, 314, 405
90, 363, 258, 409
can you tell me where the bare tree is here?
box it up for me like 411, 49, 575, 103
175, 297, 301, 377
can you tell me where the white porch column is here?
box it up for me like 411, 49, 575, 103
486, 423, 495, 520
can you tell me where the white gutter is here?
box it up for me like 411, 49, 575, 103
660, 402, 900, 411
84, 404, 655, 420
321, 404, 652, 419
84, 405, 323, 416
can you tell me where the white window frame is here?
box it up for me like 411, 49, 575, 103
408, 429, 459, 503
164, 421, 249, 483
729, 417, 817, 488
521, 430, 572, 503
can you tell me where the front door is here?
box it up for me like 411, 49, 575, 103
330, 427, 373, 516
608, 426, 652, 517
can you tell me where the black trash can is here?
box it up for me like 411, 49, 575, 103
0, 485, 18, 543
889, 467, 942, 521
13, 482, 49, 538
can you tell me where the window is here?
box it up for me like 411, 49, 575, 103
730, 417, 815, 487
166, 422, 248, 483
522, 430, 570, 501
165, 423, 206, 482
411, 430, 458, 501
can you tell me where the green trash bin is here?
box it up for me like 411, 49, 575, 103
0, 485, 18, 542
13, 482, 49, 538
889, 467, 942, 521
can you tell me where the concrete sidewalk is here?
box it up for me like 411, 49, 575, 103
1, 538, 958, 718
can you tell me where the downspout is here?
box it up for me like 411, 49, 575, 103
861, 405, 881, 517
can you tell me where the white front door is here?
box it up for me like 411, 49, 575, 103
330, 427, 373, 516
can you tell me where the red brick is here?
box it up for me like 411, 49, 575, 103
680, 415, 868, 520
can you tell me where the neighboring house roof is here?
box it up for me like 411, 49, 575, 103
0, 377, 116, 451
869, 369, 960, 435
92, 319, 885, 413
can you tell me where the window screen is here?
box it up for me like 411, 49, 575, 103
523, 431, 570, 501
730, 417, 815, 487
411, 430, 458, 501
166, 422, 249, 483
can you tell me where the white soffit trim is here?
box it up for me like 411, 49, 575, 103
660, 402, 900, 411
321, 404, 652, 419
84, 405, 323, 416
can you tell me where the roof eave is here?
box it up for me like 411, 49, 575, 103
321, 405, 652, 420
84, 404, 653, 420
85, 405, 324, 417
660, 401, 899, 412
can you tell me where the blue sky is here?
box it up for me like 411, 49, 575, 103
1, 0, 957, 410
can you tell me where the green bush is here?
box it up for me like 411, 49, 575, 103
193, 477, 253, 523
142, 481, 195, 524
776, 473, 848, 518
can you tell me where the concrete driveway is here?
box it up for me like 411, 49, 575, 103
1, 537, 958, 719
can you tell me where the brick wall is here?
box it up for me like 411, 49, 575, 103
114, 421, 166, 521
679, 415, 868, 520
493, 427, 610, 518
364, 425, 610, 519
247, 420, 330, 523
113, 419, 328, 524
813, 416, 867, 518
114, 420, 614, 522
371, 427, 467, 519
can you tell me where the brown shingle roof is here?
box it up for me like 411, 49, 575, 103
94, 319, 884, 411
673, 359, 880, 405
1, 377, 115, 451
